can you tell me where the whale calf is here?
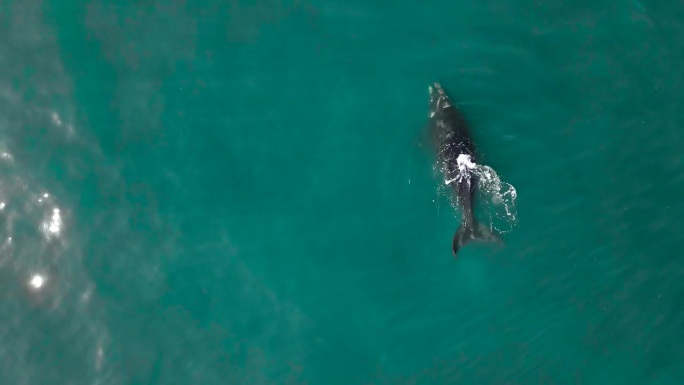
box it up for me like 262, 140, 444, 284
428, 82, 501, 256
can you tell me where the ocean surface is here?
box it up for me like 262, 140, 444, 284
1, 0, 683, 384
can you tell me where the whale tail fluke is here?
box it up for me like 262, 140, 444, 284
452, 221, 502, 256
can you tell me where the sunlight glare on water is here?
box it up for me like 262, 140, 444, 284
30, 274, 45, 290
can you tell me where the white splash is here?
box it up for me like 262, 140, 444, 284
435, 155, 518, 233
457, 154, 476, 172
444, 154, 477, 185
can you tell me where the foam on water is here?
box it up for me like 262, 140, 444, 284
434, 155, 518, 234
472, 163, 518, 233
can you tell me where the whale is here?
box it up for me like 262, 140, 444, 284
428, 82, 501, 256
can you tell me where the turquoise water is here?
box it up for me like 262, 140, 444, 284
1, 0, 683, 383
